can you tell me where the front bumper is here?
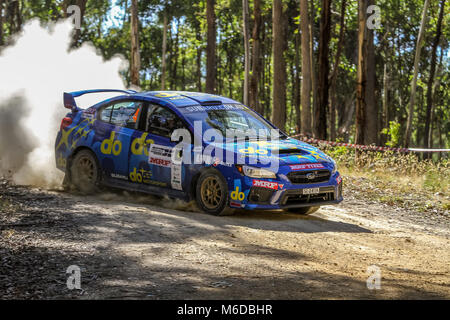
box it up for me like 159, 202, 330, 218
242, 183, 343, 210
278, 184, 343, 208
232, 170, 343, 210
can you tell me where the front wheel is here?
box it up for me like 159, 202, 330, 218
195, 169, 234, 216
284, 206, 320, 215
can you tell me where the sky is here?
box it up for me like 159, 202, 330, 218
104, 0, 126, 30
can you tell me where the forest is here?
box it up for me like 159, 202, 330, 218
0, 0, 449, 151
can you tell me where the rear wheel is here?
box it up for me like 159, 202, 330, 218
70, 150, 100, 193
196, 169, 234, 216
284, 206, 320, 215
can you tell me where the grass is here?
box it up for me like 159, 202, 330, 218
321, 145, 450, 214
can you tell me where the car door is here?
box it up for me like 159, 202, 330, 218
128, 103, 188, 190
94, 99, 145, 181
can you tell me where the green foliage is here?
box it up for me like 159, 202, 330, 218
0, 0, 448, 148
381, 121, 402, 148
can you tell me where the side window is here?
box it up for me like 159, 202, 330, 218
146, 106, 185, 138
100, 105, 113, 123
100, 101, 143, 129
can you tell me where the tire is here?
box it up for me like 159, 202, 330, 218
70, 149, 100, 194
284, 206, 320, 215
62, 172, 71, 191
195, 169, 234, 216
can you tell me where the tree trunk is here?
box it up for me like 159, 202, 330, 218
404, 0, 430, 147
424, 0, 445, 152
181, 48, 186, 91
249, 0, 261, 113
329, 0, 347, 141
130, 0, 141, 86
7, 0, 19, 34
227, 46, 233, 98
205, 0, 216, 94
242, 0, 250, 105
310, 2, 317, 132
294, 24, 301, 133
339, 92, 356, 140
382, 63, 389, 132
355, 0, 368, 146
429, 47, 444, 149
364, 0, 377, 145
170, 19, 179, 89
300, 0, 312, 135
271, 0, 287, 130
314, 0, 331, 139
123, 0, 128, 25
161, 10, 168, 90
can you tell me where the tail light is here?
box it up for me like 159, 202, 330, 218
60, 117, 73, 131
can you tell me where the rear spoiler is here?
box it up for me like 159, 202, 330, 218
63, 89, 137, 111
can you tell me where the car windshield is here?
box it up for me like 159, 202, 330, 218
181, 104, 288, 141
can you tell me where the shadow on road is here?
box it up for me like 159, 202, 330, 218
2, 185, 446, 300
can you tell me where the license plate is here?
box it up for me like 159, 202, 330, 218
302, 188, 320, 195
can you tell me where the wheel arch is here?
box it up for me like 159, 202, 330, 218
66, 146, 101, 180
188, 166, 227, 201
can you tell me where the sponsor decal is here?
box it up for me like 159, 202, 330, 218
129, 167, 152, 183
336, 174, 342, 185
147, 180, 168, 187
212, 157, 221, 167
149, 157, 171, 167
149, 144, 172, 159
230, 186, 245, 201
111, 173, 128, 181
184, 104, 245, 113
131, 132, 154, 156
252, 180, 279, 190
230, 201, 243, 208
84, 107, 96, 114
148, 144, 173, 166
171, 163, 182, 190
148, 144, 183, 190
195, 154, 233, 167
83, 108, 96, 118
289, 163, 325, 171
154, 92, 179, 98
101, 131, 122, 156
239, 146, 268, 155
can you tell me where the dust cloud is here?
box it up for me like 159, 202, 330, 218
0, 19, 127, 187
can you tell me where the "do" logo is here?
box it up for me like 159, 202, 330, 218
101, 131, 122, 156
230, 186, 245, 201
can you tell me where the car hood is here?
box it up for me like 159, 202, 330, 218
206, 137, 334, 167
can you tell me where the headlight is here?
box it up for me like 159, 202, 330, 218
236, 165, 277, 179
331, 160, 337, 174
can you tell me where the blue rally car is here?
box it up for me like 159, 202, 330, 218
55, 90, 343, 215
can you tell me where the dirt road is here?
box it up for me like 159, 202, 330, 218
1, 180, 449, 299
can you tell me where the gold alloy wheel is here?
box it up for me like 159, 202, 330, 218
77, 156, 96, 183
200, 176, 223, 210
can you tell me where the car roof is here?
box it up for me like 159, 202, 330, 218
133, 91, 240, 108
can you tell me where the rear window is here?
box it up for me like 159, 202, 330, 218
99, 101, 144, 129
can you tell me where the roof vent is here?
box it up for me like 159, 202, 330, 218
200, 100, 222, 106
